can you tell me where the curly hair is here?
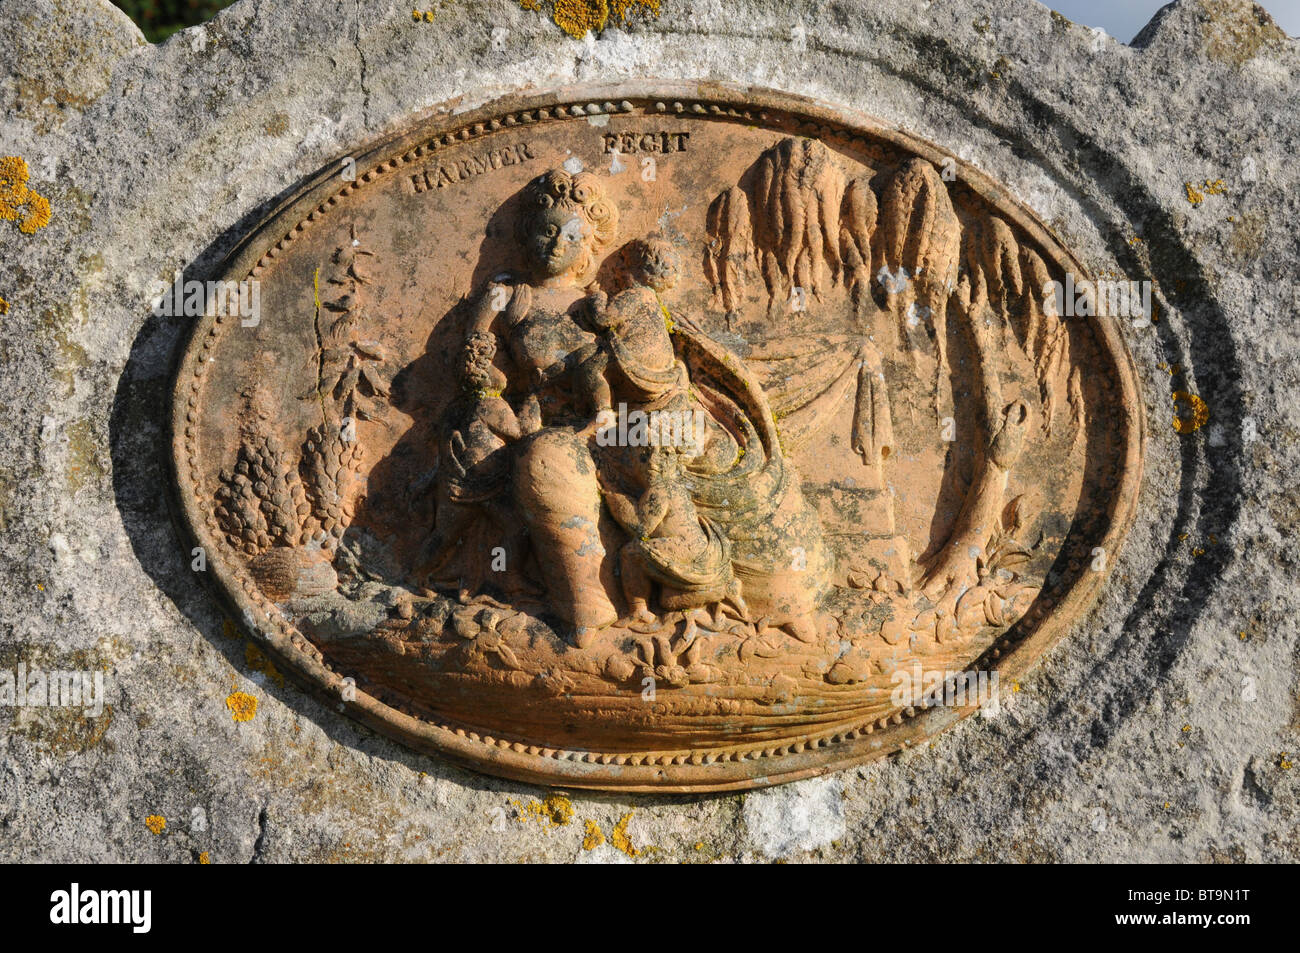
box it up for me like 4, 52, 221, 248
624, 235, 681, 291
517, 168, 619, 283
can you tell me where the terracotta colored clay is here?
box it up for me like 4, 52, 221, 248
171, 84, 1143, 791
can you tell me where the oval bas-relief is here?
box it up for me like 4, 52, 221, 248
171, 84, 1144, 792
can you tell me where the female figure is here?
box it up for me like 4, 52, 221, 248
465, 169, 625, 631
449, 167, 831, 640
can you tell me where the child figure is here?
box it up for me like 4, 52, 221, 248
612, 441, 733, 626
576, 236, 686, 416
415, 332, 539, 592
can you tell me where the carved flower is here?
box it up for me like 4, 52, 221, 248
655, 663, 689, 688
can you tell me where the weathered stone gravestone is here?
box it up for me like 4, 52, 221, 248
1, 0, 1296, 861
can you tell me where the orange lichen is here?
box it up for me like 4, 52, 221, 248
521, 0, 660, 38
513, 793, 575, 828
0, 156, 51, 234
610, 0, 660, 18
198, 851, 211, 864
0, 296, 8, 315
1171, 391, 1209, 434
610, 811, 640, 856
552, 0, 608, 37
244, 642, 284, 686
541, 793, 574, 825
225, 690, 258, 722
582, 818, 605, 849
411, 2, 453, 23
145, 814, 166, 835
1185, 178, 1226, 206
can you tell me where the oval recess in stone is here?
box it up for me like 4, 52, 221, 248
171, 84, 1143, 791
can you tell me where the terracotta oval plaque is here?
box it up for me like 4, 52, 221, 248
171, 84, 1143, 791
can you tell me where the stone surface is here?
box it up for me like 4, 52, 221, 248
0, 0, 1297, 861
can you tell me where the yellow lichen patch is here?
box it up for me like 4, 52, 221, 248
1281, 753, 1293, 770
145, 814, 166, 835
1171, 391, 1209, 434
1185, 178, 1226, 207
225, 690, 258, 722
582, 818, 605, 849
198, 851, 211, 864
244, 642, 284, 686
1200, 0, 1287, 66
610, 811, 640, 857
0, 296, 8, 315
512, 793, 575, 829
411, 0, 453, 20
522, 0, 660, 38
0, 156, 51, 234
610, 0, 660, 19
541, 793, 574, 825
552, 0, 608, 37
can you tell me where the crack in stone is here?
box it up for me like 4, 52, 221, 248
249, 804, 270, 863
354, 0, 371, 129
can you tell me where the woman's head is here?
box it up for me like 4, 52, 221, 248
518, 169, 618, 283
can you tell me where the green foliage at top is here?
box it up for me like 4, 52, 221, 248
111, 0, 237, 42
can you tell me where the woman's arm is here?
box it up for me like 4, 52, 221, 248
466, 279, 531, 337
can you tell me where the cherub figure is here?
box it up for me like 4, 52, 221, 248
575, 236, 686, 416
415, 332, 540, 593
606, 441, 736, 627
